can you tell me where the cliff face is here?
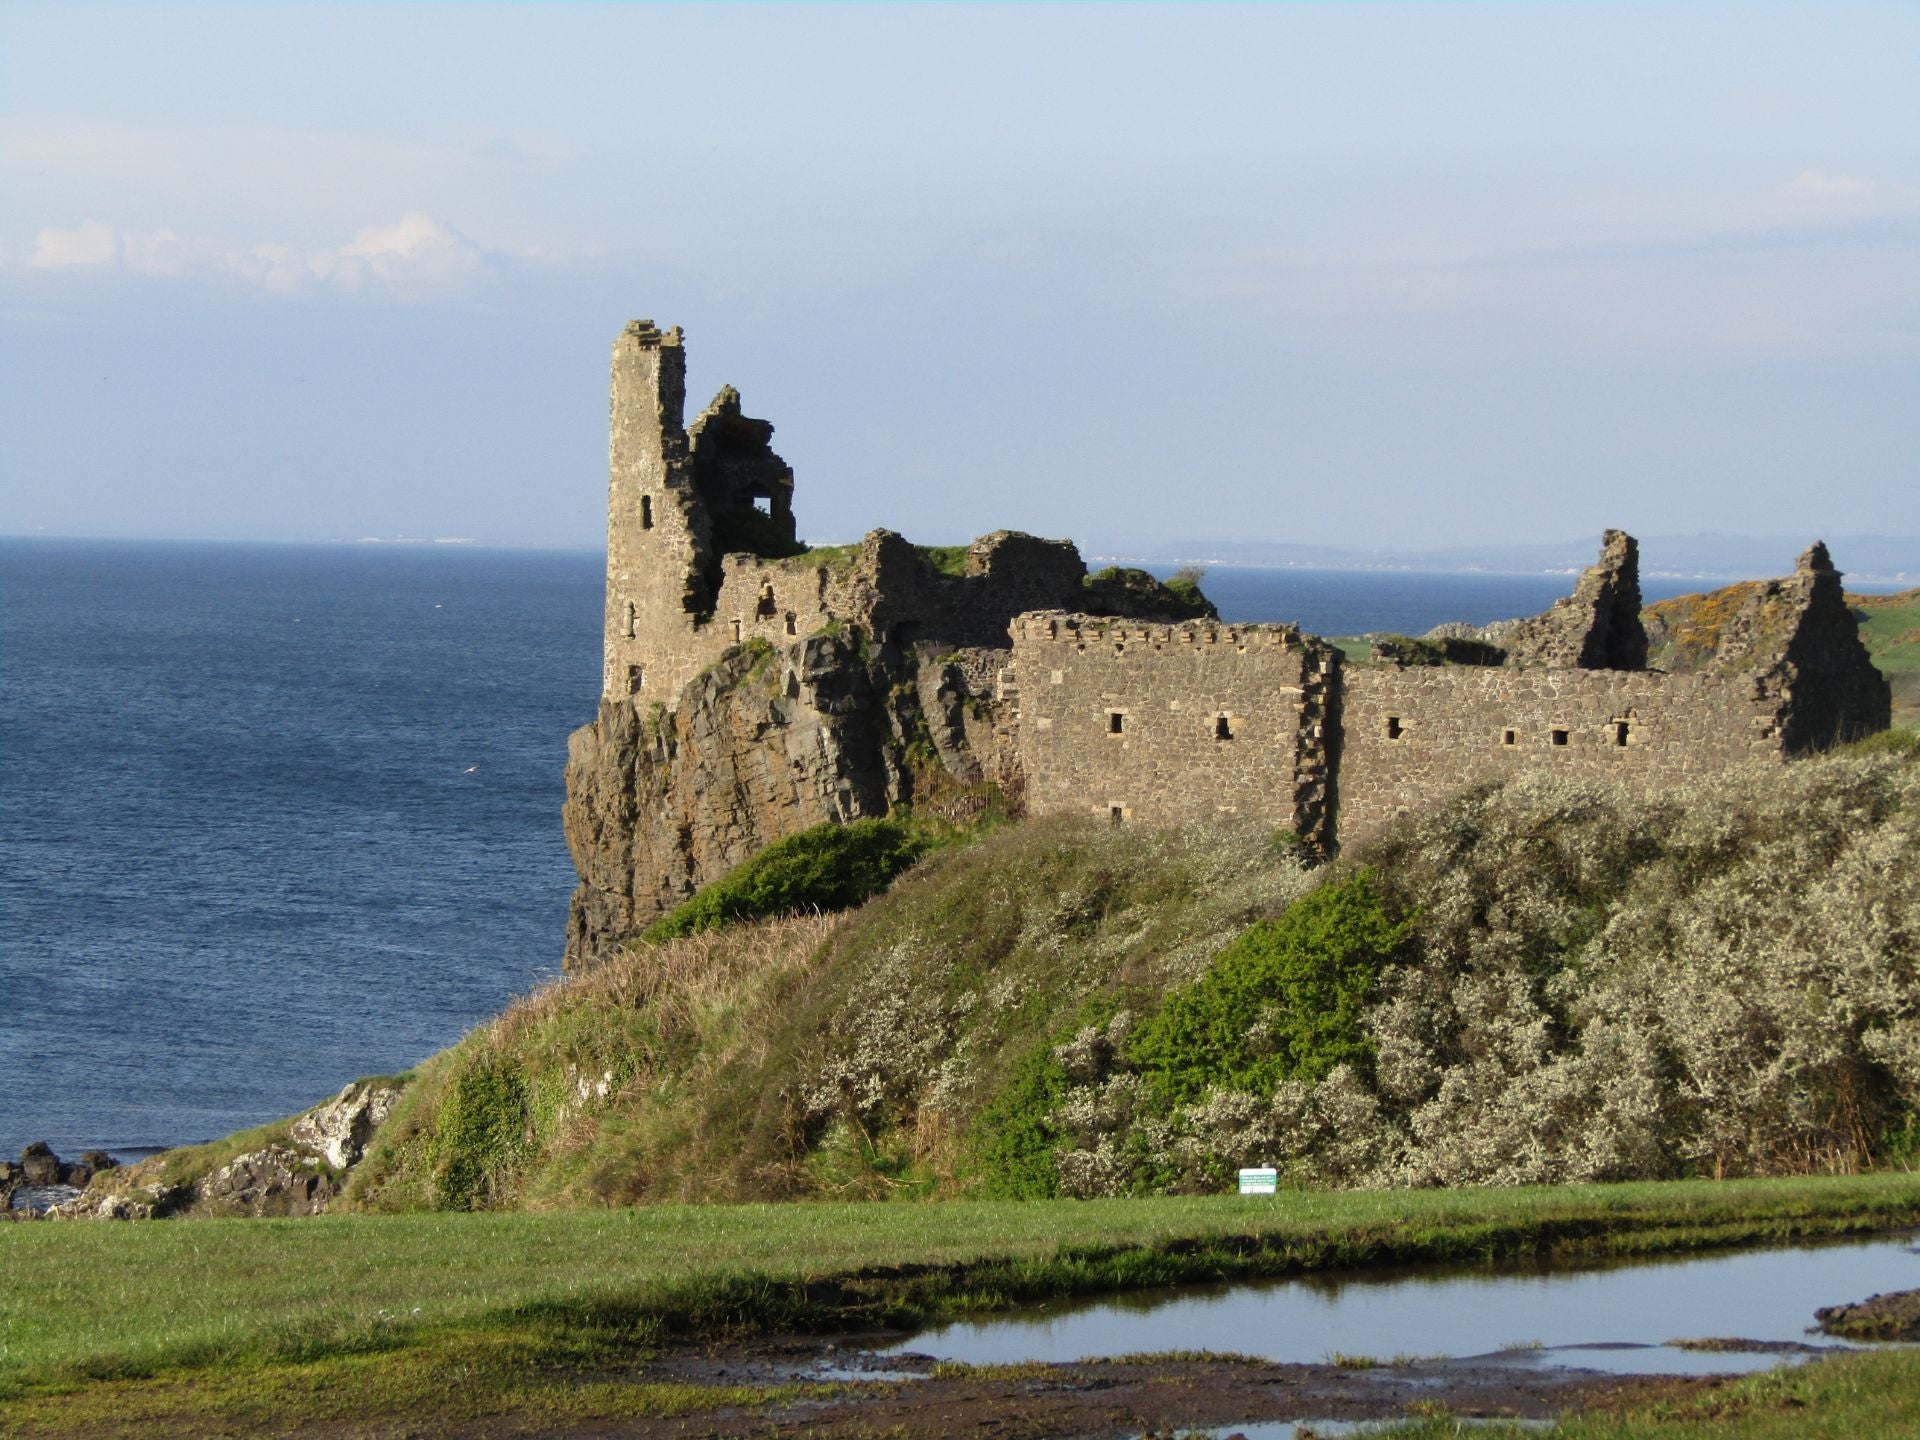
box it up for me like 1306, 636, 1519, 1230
562, 634, 1010, 969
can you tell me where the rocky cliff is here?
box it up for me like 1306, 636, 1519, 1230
562, 632, 1011, 969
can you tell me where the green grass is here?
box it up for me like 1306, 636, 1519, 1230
915, 542, 969, 577
1852, 590, 1920, 674
6, 1173, 1920, 1432
1853, 589, 1920, 729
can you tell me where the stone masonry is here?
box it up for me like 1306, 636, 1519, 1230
563, 319, 1892, 964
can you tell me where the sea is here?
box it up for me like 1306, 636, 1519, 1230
0, 537, 1748, 1159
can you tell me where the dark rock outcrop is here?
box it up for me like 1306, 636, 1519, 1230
563, 632, 1007, 969
19, 1141, 61, 1186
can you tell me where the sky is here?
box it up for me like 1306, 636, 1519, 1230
2, 2, 1916, 555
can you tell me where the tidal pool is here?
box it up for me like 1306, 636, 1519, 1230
880, 1232, 1919, 1376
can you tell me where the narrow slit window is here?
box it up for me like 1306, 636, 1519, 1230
1214, 714, 1233, 741
1385, 716, 1404, 740
1109, 805, 1125, 826
1551, 729, 1570, 747
785, 612, 797, 636
1614, 722, 1630, 747
626, 664, 644, 694
732, 619, 743, 643
640, 495, 654, 530
624, 601, 637, 639
1502, 729, 1517, 747
1108, 711, 1125, 734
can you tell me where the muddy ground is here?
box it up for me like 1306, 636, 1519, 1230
1817, 1287, 1920, 1341
389, 1336, 1726, 1440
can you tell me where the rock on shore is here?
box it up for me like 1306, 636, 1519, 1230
28, 1080, 400, 1221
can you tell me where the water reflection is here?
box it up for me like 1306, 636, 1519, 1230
884, 1233, 1919, 1376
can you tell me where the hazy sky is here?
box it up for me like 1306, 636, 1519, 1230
3, 3, 1915, 553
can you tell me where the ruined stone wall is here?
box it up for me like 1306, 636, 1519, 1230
1010, 613, 1338, 851
1333, 664, 1788, 844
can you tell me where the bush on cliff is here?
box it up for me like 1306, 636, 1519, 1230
640, 818, 938, 942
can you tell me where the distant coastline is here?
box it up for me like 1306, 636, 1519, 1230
1094, 533, 1920, 587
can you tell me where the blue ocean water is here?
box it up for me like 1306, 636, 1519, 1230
1, 539, 601, 1157
0, 539, 1712, 1158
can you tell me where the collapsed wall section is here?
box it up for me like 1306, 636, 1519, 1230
1010, 613, 1339, 851
1334, 664, 1789, 844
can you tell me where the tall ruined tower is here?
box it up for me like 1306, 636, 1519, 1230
603, 320, 690, 701
601, 320, 802, 704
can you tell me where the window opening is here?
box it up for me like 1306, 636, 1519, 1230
1386, 716, 1404, 740
1502, 729, 1517, 746
1551, 729, 1569, 747
1109, 805, 1125, 826
732, 619, 743, 642
752, 495, 772, 515
785, 612, 797, 636
640, 495, 654, 530
626, 664, 644, 694
1614, 722, 1630, 747
1214, 714, 1233, 740
624, 601, 637, 640
1108, 711, 1125, 735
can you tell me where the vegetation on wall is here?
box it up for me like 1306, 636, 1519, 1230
1082, 564, 1219, 620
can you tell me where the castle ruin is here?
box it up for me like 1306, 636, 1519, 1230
564, 320, 1891, 965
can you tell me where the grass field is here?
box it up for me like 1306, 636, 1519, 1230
1853, 588, 1920, 726
6, 1174, 1920, 1434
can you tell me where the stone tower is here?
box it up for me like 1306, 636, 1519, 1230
603, 319, 693, 701
601, 320, 802, 703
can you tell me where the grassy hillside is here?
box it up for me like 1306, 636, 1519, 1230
328, 739, 1920, 1213
1852, 588, 1920, 725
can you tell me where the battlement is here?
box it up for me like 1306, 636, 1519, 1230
1011, 612, 1310, 651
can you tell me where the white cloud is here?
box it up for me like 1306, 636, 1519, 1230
327, 213, 489, 299
29, 219, 120, 268
10, 213, 492, 300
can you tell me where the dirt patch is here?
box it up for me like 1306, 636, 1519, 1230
1816, 1288, 1920, 1341
374, 1341, 1733, 1440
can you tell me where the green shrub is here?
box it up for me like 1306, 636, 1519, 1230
1129, 870, 1412, 1104
429, 1053, 531, 1210
970, 1042, 1070, 1198
642, 819, 938, 942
